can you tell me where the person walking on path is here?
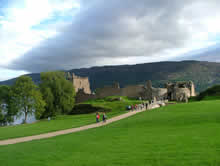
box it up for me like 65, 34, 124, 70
103, 112, 107, 122
96, 112, 100, 123
131, 105, 134, 112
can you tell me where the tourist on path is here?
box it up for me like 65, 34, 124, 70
96, 112, 100, 123
103, 112, 107, 122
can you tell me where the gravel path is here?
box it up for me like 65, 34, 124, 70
0, 109, 146, 146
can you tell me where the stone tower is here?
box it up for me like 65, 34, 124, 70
142, 80, 153, 101
71, 73, 91, 94
189, 81, 196, 96
146, 80, 152, 89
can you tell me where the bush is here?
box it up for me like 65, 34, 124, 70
196, 85, 220, 101
70, 104, 111, 115
105, 96, 123, 102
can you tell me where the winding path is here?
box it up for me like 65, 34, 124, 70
0, 109, 146, 146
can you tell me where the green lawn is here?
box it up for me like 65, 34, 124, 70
1, 100, 220, 165
0, 96, 142, 140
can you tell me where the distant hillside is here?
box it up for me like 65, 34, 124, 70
193, 85, 220, 101
0, 73, 41, 86
1, 61, 220, 92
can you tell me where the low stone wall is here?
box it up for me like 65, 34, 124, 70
75, 90, 97, 103
121, 85, 144, 98
95, 84, 145, 99
95, 86, 122, 98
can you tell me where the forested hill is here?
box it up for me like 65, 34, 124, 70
1, 61, 220, 92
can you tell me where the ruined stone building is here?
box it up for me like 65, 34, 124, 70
74, 80, 169, 103
165, 81, 196, 101
140, 80, 168, 101
95, 82, 121, 98
67, 72, 196, 103
66, 72, 91, 94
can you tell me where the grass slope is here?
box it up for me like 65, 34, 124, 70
193, 85, 220, 101
0, 97, 141, 140
1, 100, 220, 165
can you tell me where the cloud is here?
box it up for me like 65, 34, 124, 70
177, 44, 220, 62
3, 0, 220, 73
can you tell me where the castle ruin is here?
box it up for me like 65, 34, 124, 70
66, 72, 91, 94
67, 72, 196, 103
165, 81, 196, 101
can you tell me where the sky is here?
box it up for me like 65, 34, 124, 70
0, 0, 220, 81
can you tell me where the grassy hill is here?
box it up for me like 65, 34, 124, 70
1, 100, 220, 165
1, 61, 220, 92
191, 85, 220, 101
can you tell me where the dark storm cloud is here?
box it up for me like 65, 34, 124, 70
9, 0, 212, 72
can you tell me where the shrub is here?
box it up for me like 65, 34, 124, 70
70, 104, 111, 115
196, 85, 220, 101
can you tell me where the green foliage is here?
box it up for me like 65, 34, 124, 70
70, 104, 111, 115
0, 86, 10, 125
0, 85, 16, 125
40, 71, 75, 118
193, 85, 220, 101
11, 76, 46, 123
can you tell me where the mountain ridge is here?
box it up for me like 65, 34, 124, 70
1, 61, 220, 92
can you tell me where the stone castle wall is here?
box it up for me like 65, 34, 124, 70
95, 86, 122, 98
95, 84, 145, 99
92, 83, 168, 101
121, 85, 144, 98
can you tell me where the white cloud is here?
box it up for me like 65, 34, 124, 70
1, 0, 220, 80
0, 68, 27, 81
0, 0, 80, 80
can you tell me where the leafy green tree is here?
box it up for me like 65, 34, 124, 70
11, 76, 46, 123
40, 71, 75, 118
0, 85, 17, 126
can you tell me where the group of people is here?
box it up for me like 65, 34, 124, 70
96, 112, 107, 123
95, 103, 147, 123
127, 103, 146, 111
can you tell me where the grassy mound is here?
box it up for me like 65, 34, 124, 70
191, 85, 220, 101
1, 100, 220, 165
0, 96, 142, 140
70, 104, 111, 115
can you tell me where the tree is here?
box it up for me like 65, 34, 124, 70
40, 71, 75, 118
0, 85, 17, 126
11, 76, 46, 123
